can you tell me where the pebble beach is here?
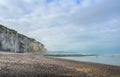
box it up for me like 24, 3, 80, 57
0, 53, 120, 77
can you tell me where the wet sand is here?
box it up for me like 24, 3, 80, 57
0, 53, 120, 77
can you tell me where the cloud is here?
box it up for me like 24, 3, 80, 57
0, 0, 120, 53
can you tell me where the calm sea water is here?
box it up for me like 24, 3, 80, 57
47, 51, 120, 66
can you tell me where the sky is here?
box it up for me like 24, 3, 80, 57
0, 0, 120, 53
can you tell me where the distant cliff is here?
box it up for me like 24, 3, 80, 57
0, 24, 46, 53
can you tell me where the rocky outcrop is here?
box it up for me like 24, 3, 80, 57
0, 24, 46, 53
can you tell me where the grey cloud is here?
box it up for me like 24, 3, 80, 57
0, 0, 120, 52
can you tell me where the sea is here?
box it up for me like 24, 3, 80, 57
47, 51, 120, 66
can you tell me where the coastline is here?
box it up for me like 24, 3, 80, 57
43, 54, 97, 57
0, 53, 120, 77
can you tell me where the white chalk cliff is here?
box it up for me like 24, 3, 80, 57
0, 24, 46, 53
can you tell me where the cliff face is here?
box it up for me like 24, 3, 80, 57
0, 24, 46, 53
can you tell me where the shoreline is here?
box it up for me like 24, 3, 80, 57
43, 54, 97, 57
0, 53, 120, 77
46, 56, 120, 67
43, 54, 120, 66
